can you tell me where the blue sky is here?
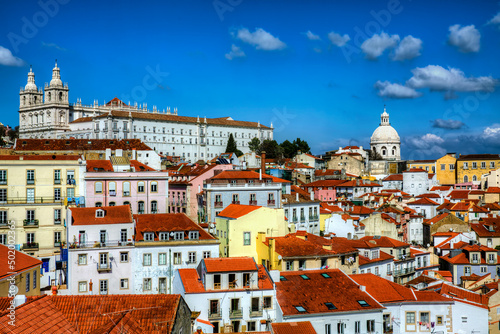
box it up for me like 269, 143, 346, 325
0, 0, 499, 159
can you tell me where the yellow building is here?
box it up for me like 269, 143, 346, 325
0, 244, 42, 297
215, 204, 291, 260
435, 153, 457, 185
456, 154, 500, 184
256, 232, 359, 274
408, 159, 436, 174
0, 155, 84, 258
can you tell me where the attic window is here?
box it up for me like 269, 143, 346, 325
110, 141, 115, 144
279, 276, 287, 281
357, 300, 369, 307
96, 209, 105, 218
294, 306, 306, 312
321, 273, 331, 278
22, 141, 27, 145
299, 274, 310, 280
66, 141, 70, 145
325, 302, 336, 310
45, 141, 50, 145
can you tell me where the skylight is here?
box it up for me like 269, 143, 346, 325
280, 276, 287, 281
295, 306, 306, 312
325, 302, 336, 310
300, 274, 310, 280
357, 300, 369, 307
321, 273, 331, 278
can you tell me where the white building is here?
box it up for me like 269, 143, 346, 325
173, 257, 276, 333
370, 107, 401, 161
18, 64, 273, 162
382, 174, 403, 190
407, 214, 425, 245
403, 168, 430, 196
324, 212, 364, 240
66, 205, 135, 295
133, 213, 219, 294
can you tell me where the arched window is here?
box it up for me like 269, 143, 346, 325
150, 181, 158, 192
109, 182, 116, 196
123, 182, 130, 196
34, 96, 37, 104
381, 146, 387, 156
59, 92, 63, 101
123, 201, 130, 206
35, 114, 38, 124
48, 92, 51, 102
392, 146, 397, 156
109, 202, 116, 206
137, 181, 145, 193
23, 96, 26, 105
95, 202, 102, 207
464, 175, 469, 183
95, 182, 103, 194
40, 113, 44, 124
138, 201, 145, 214
151, 201, 157, 213
472, 175, 477, 182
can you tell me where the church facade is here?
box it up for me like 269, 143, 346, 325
18, 63, 273, 162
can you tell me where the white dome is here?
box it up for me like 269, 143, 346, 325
50, 61, 63, 87
24, 67, 37, 91
371, 124, 400, 144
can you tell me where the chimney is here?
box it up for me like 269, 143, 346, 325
296, 192, 299, 202
310, 189, 314, 200
261, 151, 266, 175
13, 295, 26, 308
105, 148, 112, 160
359, 285, 366, 292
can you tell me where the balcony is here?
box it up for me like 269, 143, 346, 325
23, 242, 39, 250
26, 179, 35, 185
229, 281, 237, 289
249, 306, 263, 317
69, 240, 134, 249
23, 219, 39, 227
229, 308, 243, 318
309, 215, 319, 221
231, 201, 240, 205
300, 216, 306, 223
291, 216, 298, 223
267, 199, 276, 206
97, 262, 112, 272
0, 197, 64, 205
54, 219, 62, 225
249, 200, 257, 206
208, 308, 221, 320
54, 241, 62, 247
393, 267, 415, 277
54, 179, 61, 185
214, 202, 223, 208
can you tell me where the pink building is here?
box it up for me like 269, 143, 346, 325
301, 180, 343, 201
85, 160, 169, 214
167, 163, 233, 222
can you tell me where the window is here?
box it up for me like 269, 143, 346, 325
27, 188, 34, 203
151, 201, 157, 213
138, 181, 145, 193
0, 189, 6, 203
54, 209, 61, 224
189, 231, 199, 240
357, 300, 369, 307
354, 321, 361, 334
420, 311, 430, 326
247, 321, 256, 331
159, 232, 168, 241
95, 202, 102, 207
143, 253, 152, 266
286, 261, 293, 271
27, 232, 35, 244
406, 312, 416, 324
366, 319, 375, 332
27, 170, 35, 184
463, 162, 468, 169
480, 266, 487, 273
0, 211, 7, 225
243, 231, 251, 245
142, 278, 152, 291
336, 323, 343, 334
120, 278, 128, 289
109, 182, 116, 196
54, 188, 61, 201
472, 253, 479, 263
0, 234, 6, 245
78, 281, 87, 292
491, 161, 495, 168
325, 302, 336, 310
440, 164, 445, 170
120, 252, 128, 262
263, 296, 272, 309
54, 232, 61, 246
232, 194, 239, 203
173, 231, 184, 240
159, 253, 167, 265
295, 306, 306, 312
26, 273, 30, 292
99, 253, 108, 270
123, 182, 130, 196
95, 182, 103, 194
203, 251, 211, 259
188, 251, 196, 264
173, 252, 181, 264
99, 280, 108, 295
138, 201, 145, 214
0, 170, 6, 184
472, 162, 477, 169
150, 181, 158, 192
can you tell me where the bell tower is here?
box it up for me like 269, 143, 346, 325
19, 65, 43, 109
44, 60, 69, 105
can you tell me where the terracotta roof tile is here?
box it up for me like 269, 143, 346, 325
276, 269, 384, 316
431, 186, 452, 191
448, 190, 471, 199
210, 170, 273, 180
383, 174, 403, 181
271, 322, 317, 334
0, 244, 42, 281
71, 205, 133, 226
425, 283, 489, 309
86, 159, 114, 172
203, 257, 258, 273
217, 204, 262, 219
403, 168, 427, 173
486, 187, 500, 194
360, 236, 409, 248
15, 139, 152, 151
358, 251, 394, 265
130, 160, 156, 171
407, 197, 440, 206
0, 154, 81, 161
134, 213, 215, 241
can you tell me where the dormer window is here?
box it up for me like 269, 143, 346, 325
96, 209, 105, 218
173, 231, 184, 240
159, 232, 168, 241
144, 232, 154, 241
471, 253, 479, 264
189, 231, 199, 240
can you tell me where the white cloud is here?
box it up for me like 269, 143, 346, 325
0, 46, 24, 67
487, 12, 500, 26
235, 28, 286, 51
392, 35, 422, 61
374, 81, 422, 99
432, 119, 465, 130
448, 24, 480, 53
483, 124, 500, 138
327, 31, 350, 47
361, 32, 400, 59
225, 44, 245, 60
305, 30, 320, 40
407, 65, 496, 92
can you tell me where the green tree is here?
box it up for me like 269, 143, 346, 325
8, 126, 19, 141
280, 140, 296, 158
292, 138, 311, 155
259, 140, 283, 160
248, 137, 260, 152
225, 133, 243, 156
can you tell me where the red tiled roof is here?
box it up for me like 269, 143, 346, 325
71, 205, 133, 226
358, 251, 394, 265
486, 187, 500, 194
276, 269, 384, 316
203, 257, 258, 273
271, 322, 317, 334
403, 168, 427, 173
265, 234, 338, 258
360, 236, 409, 248
337, 180, 382, 188
217, 204, 262, 219
50, 294, 183, 333
134, 213, 215, 241
130, 160, 156, 171
210, 170, 273, 180
348, 206, 374, 215
0, 154, 81, 161
426, 283, 489, 309
448, 190, 471, 199
303, 180, 345, 187
314, 169, 341, 176
15, 139, 152, 151
271, 176, 292, 183
86, 159, 114, 172
383, 174, 403, 181
0, 245, 41, 281
407, 197, 439, 206
71, 110, 270, 129
417, 193, 441, 199
457, 154, 500, 161
431, 186, 452, 191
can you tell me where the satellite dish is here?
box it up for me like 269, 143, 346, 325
170, 232, 175, 236
278, 255, 282, 260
